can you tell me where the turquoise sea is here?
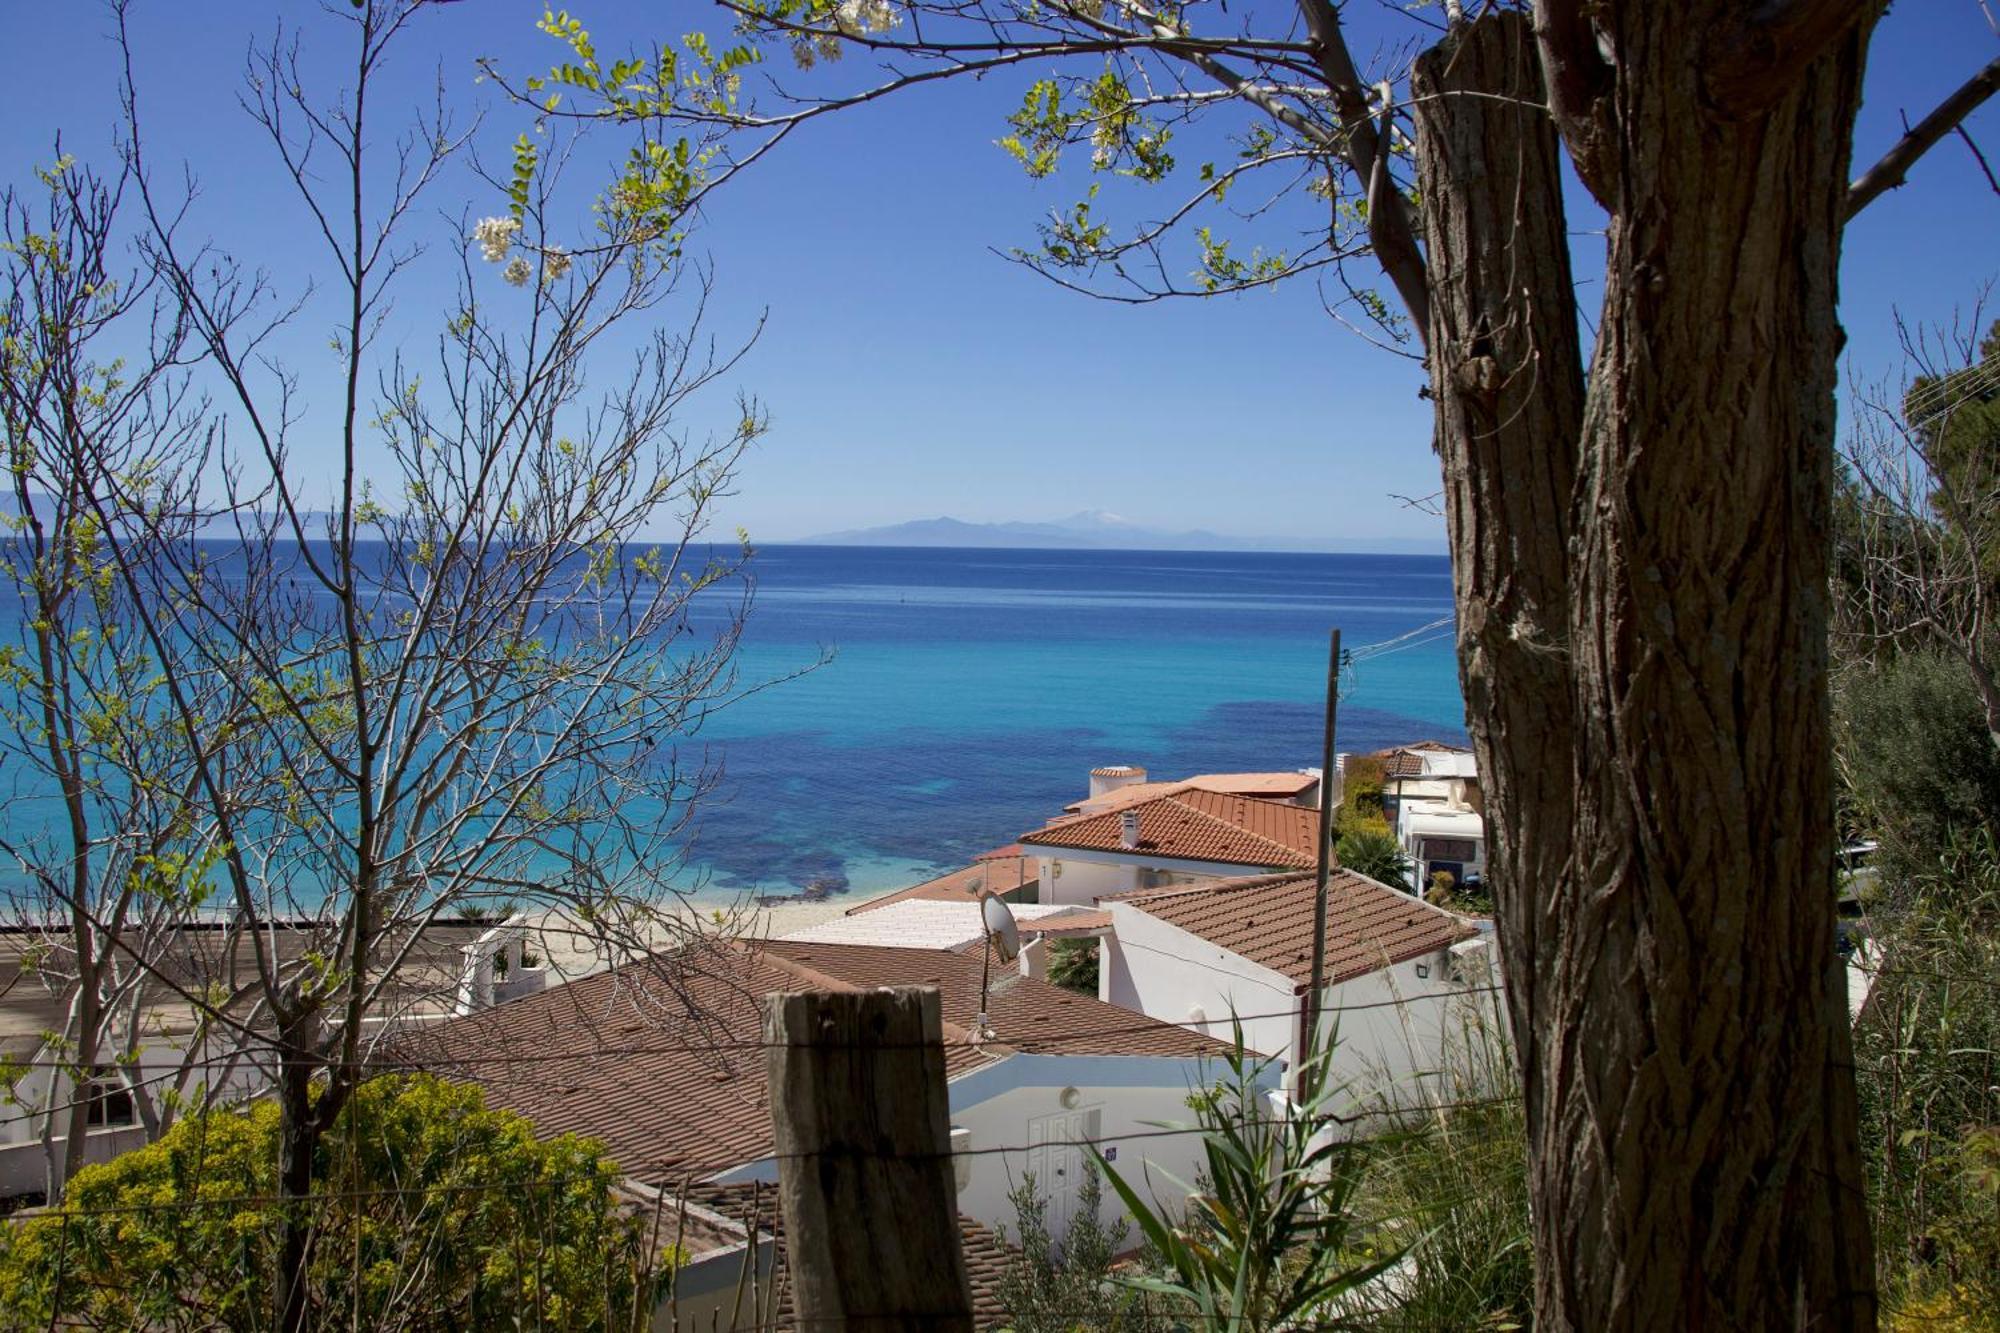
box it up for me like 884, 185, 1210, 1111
0, 542, 1467, 905
689, 546, 1465, 901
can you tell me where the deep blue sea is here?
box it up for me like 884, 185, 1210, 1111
0, 543, 1467, 904
686, 546, 1466, 900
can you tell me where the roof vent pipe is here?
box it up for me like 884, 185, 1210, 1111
1120, 810, 1142, 849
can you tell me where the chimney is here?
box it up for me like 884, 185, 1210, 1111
1090, 764, 1148, 801
1120, 809, 1142, 849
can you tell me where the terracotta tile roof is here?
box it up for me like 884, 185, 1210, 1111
785, 901, 1107, 952
681, 1182, 1016, 1330
1372, 741, 1472, 779
1025, 787, 1321, 869
1184, 771, 1320, 797
847, 856, 1036, 916
759, 940, 1230, 1060
1108, 871, 1478, 991
1060, 771, 1317, 816
404, 938, 1223, 1185
975, 843, 1025, 861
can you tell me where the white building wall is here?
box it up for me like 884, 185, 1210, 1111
1102, 904, 1503, 1118
1034, 854, 1138, 905
714, 1053, 1259, 1248
1310, 953, 1486, 1115
1100, 903, 1299, 1062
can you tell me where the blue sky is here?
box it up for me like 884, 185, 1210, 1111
5, 1, 1996, 547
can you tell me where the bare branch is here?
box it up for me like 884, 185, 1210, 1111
1846, 54, 2000, 219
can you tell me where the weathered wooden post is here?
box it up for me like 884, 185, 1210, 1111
763, 985, 974, 1331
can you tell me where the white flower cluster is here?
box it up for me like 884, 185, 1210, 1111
541, 247, 572, 285
473, 215, 521, 263
833, 0, 899, 36
502, 256, 534, 287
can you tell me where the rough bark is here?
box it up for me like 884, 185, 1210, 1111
1416, 9, 1880, 1327
1410, 10, 1584, 1250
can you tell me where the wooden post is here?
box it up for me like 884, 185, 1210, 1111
763, 986, 974, 1332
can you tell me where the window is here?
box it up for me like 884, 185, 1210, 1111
1422, 837, 1480, 863
85, 1068, 135, 1129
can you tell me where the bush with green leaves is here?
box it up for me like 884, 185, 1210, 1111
1096, 1034, 1399, 1331
1337, 822, 1412, 892
1044, 937, 1100, 996
1836, 650, 2000, 876
0, 1074, 667, 1331
993, 1165, 1142, 1332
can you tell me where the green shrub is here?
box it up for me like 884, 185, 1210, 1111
1045, 937, 1100, 996
1338, 822, 1412, 892
0, 1074, 665, 1331
1836, 651, 2000, 878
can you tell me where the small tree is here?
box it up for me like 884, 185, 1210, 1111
993, 1166, 1133, 1333
1043, 936, 1099, 996
1336, 823, 1410, 892
16, 3, 768, 1323
0, 151, 252, 1196
0, 1073, 667, 1330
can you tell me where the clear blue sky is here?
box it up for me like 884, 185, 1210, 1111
6, 2, 1996, 547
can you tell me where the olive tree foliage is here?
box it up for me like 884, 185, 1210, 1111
0, 156, 259, 1198
5, 0, 769, 1322
494, 2, 2000, 1328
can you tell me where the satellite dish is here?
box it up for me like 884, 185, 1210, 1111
982, 894, 1021, 964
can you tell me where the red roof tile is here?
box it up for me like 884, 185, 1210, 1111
1024, 788, 1320, 869
1109, 871, 1478, 990
403, 938, 1223, 1185
682, 1182, 1017, 1330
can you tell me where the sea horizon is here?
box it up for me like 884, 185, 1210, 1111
1, 541, 1469, 907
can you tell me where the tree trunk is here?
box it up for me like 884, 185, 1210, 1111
272, 1005, 321, 1333
1415, 10, 1879, 1327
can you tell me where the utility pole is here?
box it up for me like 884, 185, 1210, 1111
1303, 628, 1342, 1094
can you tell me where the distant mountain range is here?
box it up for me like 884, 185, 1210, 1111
796, 509, 1445, 555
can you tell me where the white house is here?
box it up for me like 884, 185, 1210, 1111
0, 918, 547, 1201
412, 936, 1252, 1251
782, 897, 1110, 982
1019, 782, 1321, 906
1372, 743, 1486, 892
1098, 870, 1491, 1114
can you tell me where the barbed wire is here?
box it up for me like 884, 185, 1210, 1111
0, 983, 1511, 1075
4, 1090, 1524, 1224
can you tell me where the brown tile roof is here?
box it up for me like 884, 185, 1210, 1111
1185, 771, 1320, 797
404, 938, 1224, 1185
0, 922, 485, 1056
758, 941, 1229, 1060
847, 856, 1036, 916
1025, 788, 1321, 869
680, 1182, 1016, 1330
1108, 871, 1478, 991
1372, 741, 1472, 779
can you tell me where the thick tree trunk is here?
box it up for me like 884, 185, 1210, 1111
1415, 10, 1879, 1327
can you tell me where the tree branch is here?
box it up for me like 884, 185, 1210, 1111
1846, 55, 2000, 219
1293, 0, 1431, 348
